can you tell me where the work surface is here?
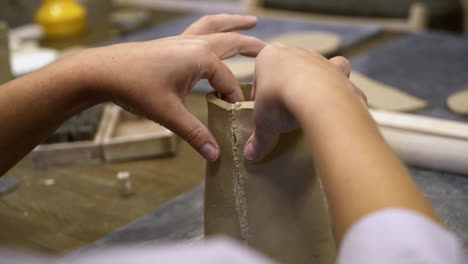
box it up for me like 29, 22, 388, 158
1, 12, 468, 255
0, 95, 207, 254
0, 12, 387, 254
78, 29, 468, 254
76, 166, 468, 254
352, 31, 468, 122
77, 30, 468, 254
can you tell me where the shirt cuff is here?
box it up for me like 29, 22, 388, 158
338, 209, 464, 264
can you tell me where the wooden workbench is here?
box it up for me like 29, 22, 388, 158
0, 10, 398, 254
0, 95, 207, 254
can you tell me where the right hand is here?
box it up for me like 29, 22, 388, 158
244, 43, 367, 161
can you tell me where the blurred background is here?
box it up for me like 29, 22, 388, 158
0, 0, 467, 258
0, 0, 466, 31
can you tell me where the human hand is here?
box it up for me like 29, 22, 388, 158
244, 43, 366, 161
77, 14, 266, 161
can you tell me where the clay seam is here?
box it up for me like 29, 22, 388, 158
230, 102, 249, 244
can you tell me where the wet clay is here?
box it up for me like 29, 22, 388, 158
205, 84, 336, 264
223, 58, 256, 80
224, 31, 342, 81
268, 31, 342, 56
350, 71, 427, 112
447, 89, 468, 115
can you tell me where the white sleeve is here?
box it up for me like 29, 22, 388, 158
338, 209, 466, 264
1, 238, 276, 264
61, 237, 276, 264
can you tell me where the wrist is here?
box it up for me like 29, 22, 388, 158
282, 77, 362, 125
62, 48, 108, 110
29, 50, 106, 118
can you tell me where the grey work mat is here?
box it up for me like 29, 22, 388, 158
102, 13, 381, 93
351, 31, 468, 123
77, 167, 468, 253
105, 13, 380, 49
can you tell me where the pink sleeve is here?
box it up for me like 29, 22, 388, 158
338, 209, 465, 264
64, 237, 276, 264
1, 238, 276, 264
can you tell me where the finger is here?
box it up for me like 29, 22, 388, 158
201, 32, 267, 59
202, 52, 244, 102
351, 83, 368, 105
244, 129, 280, 161
182, 14, 258, 35
161, 100, 220, 161
329, 56, 351, 77
251, 79, 257, 101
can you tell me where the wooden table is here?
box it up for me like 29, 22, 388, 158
76, 30, 468, 255
0, 8, 192, 254
0, 95, 208, 254
0, 9, 399, 254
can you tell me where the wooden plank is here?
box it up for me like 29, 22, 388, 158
102, 105, 178, 162
249, 6, 415, 32
248, 1, 429, 33
31, 141, 102, 168
30, 105, 114, 168
31, 103, 179, 167
379, 127, 468, 174
372, 110, 468, 140
371, 110, 468, 174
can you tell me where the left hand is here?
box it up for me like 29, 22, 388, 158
76, 14, 266, 161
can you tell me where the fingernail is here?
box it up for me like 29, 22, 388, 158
201, 143, 219, 161
245, 15, 258, 22
244, 142, 259, 161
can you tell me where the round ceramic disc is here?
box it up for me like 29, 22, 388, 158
223, 57, 256, 80
11, 48, 59, 77
268, 31, 342, 56
447, 89, 468, 115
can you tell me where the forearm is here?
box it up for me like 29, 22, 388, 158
289, 84, 440, 244
0, 53, 100, 175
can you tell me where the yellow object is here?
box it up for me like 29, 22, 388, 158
35, 0, 87, 39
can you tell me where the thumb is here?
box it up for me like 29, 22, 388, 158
202, 52, 244, 103
162, 102, 220, 162
244, 129, 280, 161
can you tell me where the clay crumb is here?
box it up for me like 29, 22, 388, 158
229, 107, 249, 244
42, 179, 55, 186
233, 102, 242, 110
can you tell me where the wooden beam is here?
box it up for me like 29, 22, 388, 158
371, 110, 468, 175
